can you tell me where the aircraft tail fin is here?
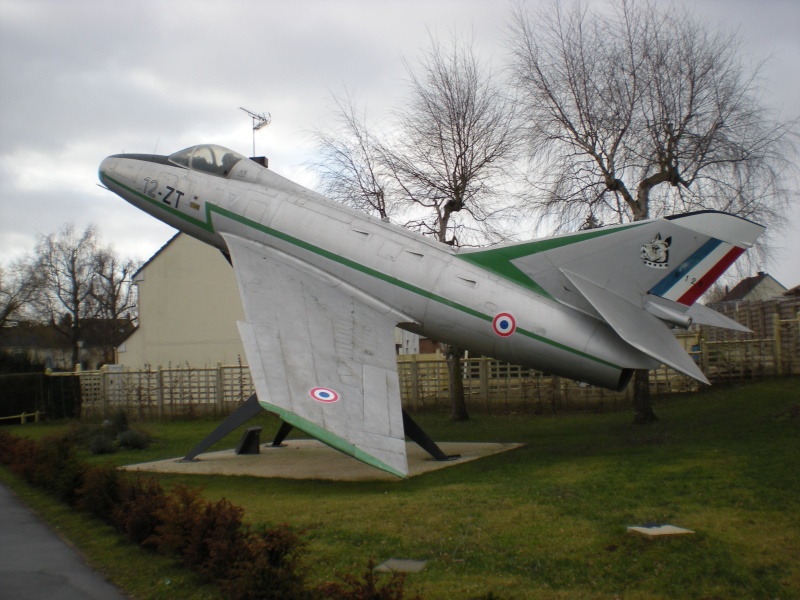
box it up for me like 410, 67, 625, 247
458, 211, 765, 381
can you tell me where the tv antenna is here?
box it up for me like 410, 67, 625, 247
239, 107, 271, 156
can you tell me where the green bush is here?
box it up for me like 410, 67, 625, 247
31, 435, 86, 505
108, 410, 129, 437
89, 433, 116, 455
117, 429, 150, 450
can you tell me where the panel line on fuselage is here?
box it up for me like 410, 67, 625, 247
101, 171, 624, 371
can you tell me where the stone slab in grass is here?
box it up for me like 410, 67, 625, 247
375, 559, 427, 573
627, 524, 695, 537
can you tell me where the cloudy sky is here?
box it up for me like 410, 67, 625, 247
1, 0, 798, 288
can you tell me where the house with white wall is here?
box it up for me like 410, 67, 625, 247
116, 234, 247, 368
718, 272, 787, 303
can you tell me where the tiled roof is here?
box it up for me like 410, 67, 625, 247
719, 273, 768, 302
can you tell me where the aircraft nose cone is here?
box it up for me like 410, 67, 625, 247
98, 156, 117, 186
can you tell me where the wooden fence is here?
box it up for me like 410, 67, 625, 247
60, 303, 798, 419
703, 297, 800, 380
396, 354, 698, 413
74, 346, 701, 419
77, 362, 254, 419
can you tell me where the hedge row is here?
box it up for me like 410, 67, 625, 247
0, 430, 418, 600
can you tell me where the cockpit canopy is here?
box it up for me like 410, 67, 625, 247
168, 144, 251, 178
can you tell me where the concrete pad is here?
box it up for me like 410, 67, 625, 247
123, 440, 524, 481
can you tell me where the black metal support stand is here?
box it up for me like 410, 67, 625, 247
235, 426, 263, 454
402, 410, 460, 461
271, 421, 294, 447
181, 393, 264, 461
180, 394, 457, 464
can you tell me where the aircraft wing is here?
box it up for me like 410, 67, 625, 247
220, 233, 410, 478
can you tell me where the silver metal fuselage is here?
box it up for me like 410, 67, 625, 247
100, 153, 650, 390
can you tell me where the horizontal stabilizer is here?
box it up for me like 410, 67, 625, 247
644, 294, 753, 333
562, 270, 709, 384
685, 303, 752, 333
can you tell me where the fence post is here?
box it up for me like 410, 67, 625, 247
479, 357, 490, 411
552, 375, 561, 411
795, 308, 800, 375
409, 355, 419, 410
701, 337, 708, 375
216, 362, 224, 415
156, 365, 164, 420
100, 365, 109, 419
774, 306, 782, 377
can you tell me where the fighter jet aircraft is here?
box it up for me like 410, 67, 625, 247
99, 144, 764, 477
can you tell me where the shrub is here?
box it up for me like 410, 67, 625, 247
1, 433, 40, 482
113, 475, 169, 546
315, 560, 421, 600
182, 497, 247, 580
32, 435, 86, 505
108, 410, 129, 437
148, 484, 208, 558
61, 422, 104, 448
222, 524, 310, 600
117, 429, 150, 450
149, 486, 253, 581
0, 430, 19, 463
76, 463, 122, 521
89, 433, 116, 455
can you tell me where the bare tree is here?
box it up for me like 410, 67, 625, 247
386, 34, 521, 248
33, 224, 101, 368
310, 90, 396, 220
0, 257, 41, 330
508, 0, 798, 423
92, 247, 139, 364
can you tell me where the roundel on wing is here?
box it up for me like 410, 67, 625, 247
492, 312, 516, 337
310, 387, 340, 403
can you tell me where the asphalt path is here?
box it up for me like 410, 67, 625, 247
0, 482, 127, 600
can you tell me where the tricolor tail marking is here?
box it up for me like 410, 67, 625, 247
649, 238, 745, 306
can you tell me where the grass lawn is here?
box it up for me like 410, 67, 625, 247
2, 378, 798, 599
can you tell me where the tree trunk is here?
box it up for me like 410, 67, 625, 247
628, 202, 659, 425
632, 368, 658, 424
444, 344, 469, 421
